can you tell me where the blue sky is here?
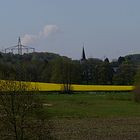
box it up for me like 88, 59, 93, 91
0, 0, 140, 60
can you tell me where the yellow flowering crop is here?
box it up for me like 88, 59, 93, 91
0, 80, 134, 92
30, 82, 134, 92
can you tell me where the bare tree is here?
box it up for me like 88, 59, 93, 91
61, 59, 73, 94
0, 80, 54, 140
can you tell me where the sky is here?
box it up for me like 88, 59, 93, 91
0, 0, 140, 60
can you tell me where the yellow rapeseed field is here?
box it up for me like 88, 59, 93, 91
30, 82, 134, 92
0, 80, 134, 92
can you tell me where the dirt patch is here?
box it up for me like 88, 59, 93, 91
43, 103, 53, 107
50, 117, 140, 140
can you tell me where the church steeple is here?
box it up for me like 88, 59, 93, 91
81, 45, 86, 61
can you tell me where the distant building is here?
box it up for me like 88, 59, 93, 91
80, 47, 91, 84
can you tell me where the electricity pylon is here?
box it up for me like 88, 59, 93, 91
4, 37, 35, 55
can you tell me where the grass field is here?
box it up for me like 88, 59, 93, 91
39, 92, 140, 140
41, 92, 140, 118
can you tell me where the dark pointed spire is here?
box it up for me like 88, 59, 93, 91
81, 45, 86, 61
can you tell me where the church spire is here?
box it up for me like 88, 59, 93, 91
81, 44, 86, 61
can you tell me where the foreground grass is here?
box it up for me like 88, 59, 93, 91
40, 92, 140, 118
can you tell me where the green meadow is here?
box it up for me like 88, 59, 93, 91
37, 92, 140, 140
40, 92, 140, 118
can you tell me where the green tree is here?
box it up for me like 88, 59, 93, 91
41, 61, 52, 82
96, 60, 113, 85
113, 64, 136, 85
70, 60, 82, 84
86, 58, 103, 84
50, 58, 63, 83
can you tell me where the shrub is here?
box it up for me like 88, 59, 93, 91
133, 85, 140, 102
133, 69, 140, 102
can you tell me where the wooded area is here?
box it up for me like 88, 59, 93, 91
0, 52, 139, 85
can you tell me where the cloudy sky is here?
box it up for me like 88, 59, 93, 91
0, 0, 140, 60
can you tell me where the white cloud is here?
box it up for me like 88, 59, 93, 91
22, 34, 38, 45
41, 25, 58, 37
22, 24, 58, 45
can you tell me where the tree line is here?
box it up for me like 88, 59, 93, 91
0, 52, 138, 85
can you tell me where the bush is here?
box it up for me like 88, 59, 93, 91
133, 68, 140, 102
133, 85, 140, 102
